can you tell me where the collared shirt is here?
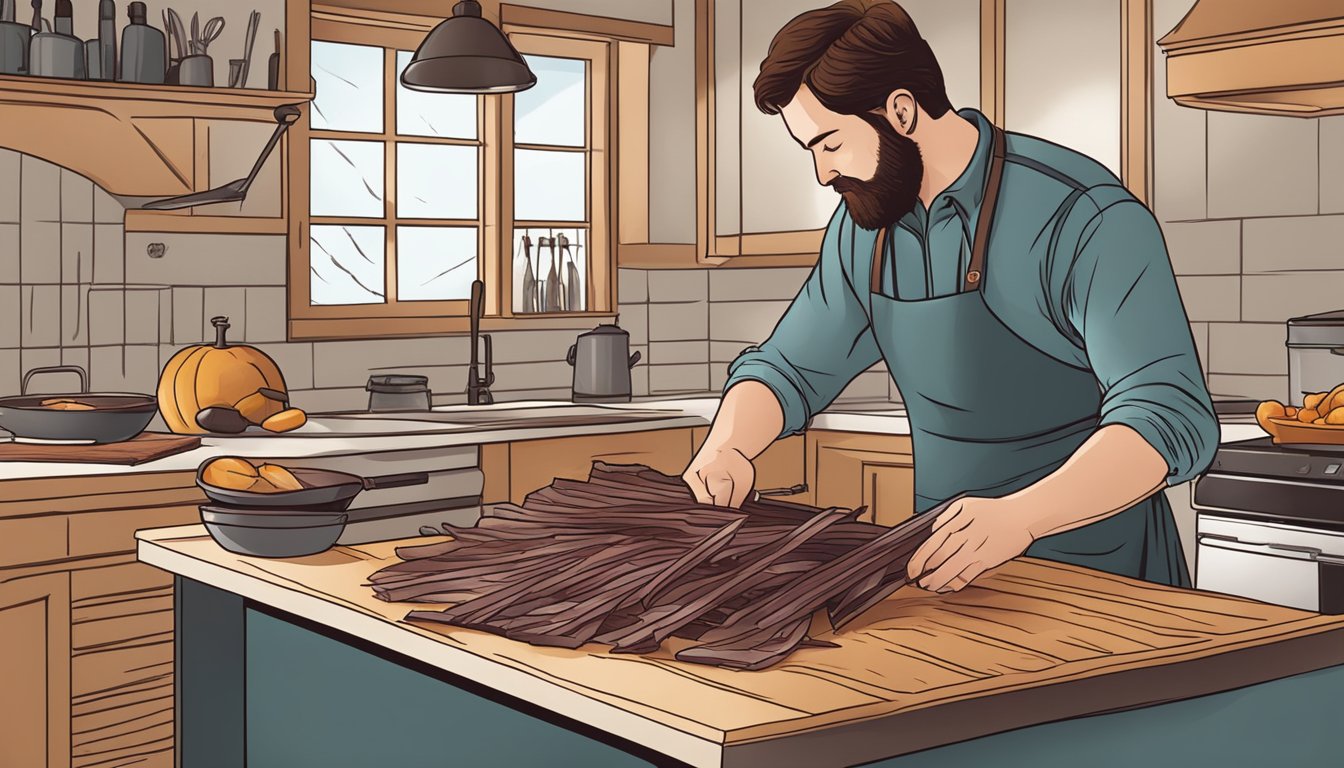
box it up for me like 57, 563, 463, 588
724, 108, 1219, 486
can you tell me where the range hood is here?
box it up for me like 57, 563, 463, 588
1159, 0, 1344, 117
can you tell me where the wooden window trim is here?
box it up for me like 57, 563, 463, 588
289, 13, 617, 340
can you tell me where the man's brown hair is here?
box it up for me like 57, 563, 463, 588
753, 0, 952, 119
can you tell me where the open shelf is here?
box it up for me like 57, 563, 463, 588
0, 74, 312, 198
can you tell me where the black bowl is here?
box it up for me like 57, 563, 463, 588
200, 504, 347, 558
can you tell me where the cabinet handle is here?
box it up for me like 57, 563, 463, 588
756, 483, 808, 498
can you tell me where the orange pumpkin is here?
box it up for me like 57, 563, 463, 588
158, 316, 288, 434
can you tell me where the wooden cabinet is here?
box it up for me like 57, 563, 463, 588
484, 427, 701, 504
0, 474, 201, 768
0, 572, 72, 768
808, 430, 915, 527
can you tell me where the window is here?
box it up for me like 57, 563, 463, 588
291, 20, 612, 337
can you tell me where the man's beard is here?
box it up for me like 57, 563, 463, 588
829, 116, 924, 231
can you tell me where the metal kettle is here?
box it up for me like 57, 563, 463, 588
567, 323, 641, 403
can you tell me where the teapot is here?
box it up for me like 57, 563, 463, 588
567, 324, 641, 403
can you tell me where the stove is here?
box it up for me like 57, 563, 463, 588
1194, 438, 1344, 613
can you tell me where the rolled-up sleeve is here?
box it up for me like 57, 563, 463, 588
724, 207, 881, 437
1063, 200, 1219, 486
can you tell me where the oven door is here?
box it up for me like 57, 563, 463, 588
1196, 514, 1344, 613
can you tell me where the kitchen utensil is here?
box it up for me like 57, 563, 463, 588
266, 28, 279, 89
196, 465, 430, 512
200, 504, 348, 558
29, 0, 83, 78
96, 0, 114, 79
0, 432, 199, 464
566, 324, 641, 403
0, 366, 156, 444
520, 233, 537, 313
227, 57, 242, 87
28, 0, 37, 31
140, 103, 300, 209
83, 37, 99, 77
237, 9, 258, 87
188, 10, 196, 53
118, 1, 163, 83
366, 374, 431, 412
0, 0, 30, 75
1287, 309, 1344, 403
177, 52, 210, 85
466, 279, 495, 405
560, 232, 581, 313
195, 14, 222, 56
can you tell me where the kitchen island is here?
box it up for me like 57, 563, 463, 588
139, 524, 1344, 768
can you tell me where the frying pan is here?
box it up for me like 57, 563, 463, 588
196, 465, 429, 511
0, 366, 156, 444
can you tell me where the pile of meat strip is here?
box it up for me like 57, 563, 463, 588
368, 462, 936, 671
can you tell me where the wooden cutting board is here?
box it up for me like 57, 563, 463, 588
138, 528, 1344, 768
0, 432, 201, 464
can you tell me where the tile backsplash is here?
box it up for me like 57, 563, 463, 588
1153, 0, 1344, 402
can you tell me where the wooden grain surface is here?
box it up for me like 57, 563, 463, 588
0, 433, 201, 465
139, 527, 1344, 764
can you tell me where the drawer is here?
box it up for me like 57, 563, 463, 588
68, 505, 199, 559
0, 515, 67, 568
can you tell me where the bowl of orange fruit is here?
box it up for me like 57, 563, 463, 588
1257, 384, 1344, 444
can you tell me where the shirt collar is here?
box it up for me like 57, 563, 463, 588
895, 107, 995, 232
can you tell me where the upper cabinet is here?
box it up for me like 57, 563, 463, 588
1158, 0, 1344, 117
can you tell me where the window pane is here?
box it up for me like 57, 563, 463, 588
395, 51, 478, 139
512, 227, 587, 313
396, 144, 477, 219
396, 227, 477, 301
514, 55, 585, 147
310, 139, 385, 218
311, 42, 383, 133
310, 225, 386, 305
514, 149, 585, 221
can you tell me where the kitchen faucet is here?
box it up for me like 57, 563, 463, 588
467, 279, 495, 405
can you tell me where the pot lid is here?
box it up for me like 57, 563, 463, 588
1288, 310, 1344, 346
366, 374, 430, 393
582, 324, 627, 336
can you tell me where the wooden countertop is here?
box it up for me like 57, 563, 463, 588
137, 525, 1344, 768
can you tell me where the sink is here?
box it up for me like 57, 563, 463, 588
304, 404, 696, 436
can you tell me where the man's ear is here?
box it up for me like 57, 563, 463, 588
872, 89, 919, 136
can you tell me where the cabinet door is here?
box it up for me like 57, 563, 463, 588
809, 431, 915, 526
0, 572, 72, 768
503, 428, 698, 503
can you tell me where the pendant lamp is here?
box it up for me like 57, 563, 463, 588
400, 1, 537, 94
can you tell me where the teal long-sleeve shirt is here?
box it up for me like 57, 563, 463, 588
724, 109, 1219, 486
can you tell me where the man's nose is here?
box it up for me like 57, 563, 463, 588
816, 160, 839, 187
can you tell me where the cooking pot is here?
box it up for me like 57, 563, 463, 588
0, 366, 157, 444
567, 323, 641, 403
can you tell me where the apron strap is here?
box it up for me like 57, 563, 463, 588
963, 125, 1007, 293
868, 124, 1008, 296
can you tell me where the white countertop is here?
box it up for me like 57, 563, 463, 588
0, 397, 1265, 483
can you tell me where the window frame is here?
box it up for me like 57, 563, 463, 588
288, 16, 616, 340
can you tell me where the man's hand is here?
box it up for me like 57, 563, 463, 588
683, 446, 755, 508
905, 496, 1036, 593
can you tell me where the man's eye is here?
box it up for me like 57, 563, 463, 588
821, 144, 840, 153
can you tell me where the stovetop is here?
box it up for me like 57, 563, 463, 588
1209, 437, 1344, 484
1198, 438, 1344, 528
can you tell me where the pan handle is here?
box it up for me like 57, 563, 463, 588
361, 472, 430, 490
22, 365, 89, 395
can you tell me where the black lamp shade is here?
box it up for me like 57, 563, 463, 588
401, 1, 537, 94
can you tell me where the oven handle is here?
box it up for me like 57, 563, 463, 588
1199, 534, 1322, 560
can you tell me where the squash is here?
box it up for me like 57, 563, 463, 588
158, 317, 289, 434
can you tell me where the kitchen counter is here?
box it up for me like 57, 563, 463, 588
140, 524, 1344, 768
0, 397, 1264, 483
